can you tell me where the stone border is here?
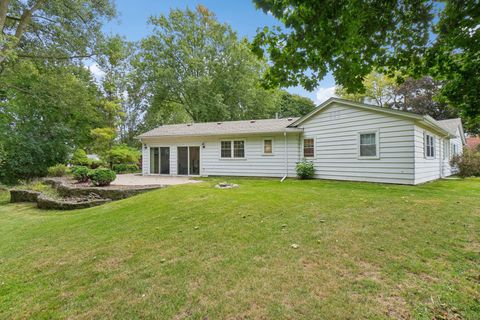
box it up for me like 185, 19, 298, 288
43, 178, 163, 200
10, 179, 164, 210
36, 194, 111, 210
10, 189, 41, 203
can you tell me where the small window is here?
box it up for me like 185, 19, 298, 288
263, 139, 273, 154
359, 132, 378, 158
453, 144, 458, 155
233, 140, 245, 158
221, 141, 232, 158
425, 134, 435, 158
303, 138, 315, 158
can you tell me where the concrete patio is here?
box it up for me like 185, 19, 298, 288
111, 174, 201, 186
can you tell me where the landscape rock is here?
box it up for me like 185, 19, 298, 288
10, 190, 41, 203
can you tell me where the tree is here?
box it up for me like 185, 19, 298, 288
130, 5, 278, 132
335, 72, 398, 107
252, 1, 480, 129
275, 91, 316, 118
0, 0, 116, 66
0, 61, 114, 182
252, 0, 432, 92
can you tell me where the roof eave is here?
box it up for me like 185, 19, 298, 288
137, 128, 303, 139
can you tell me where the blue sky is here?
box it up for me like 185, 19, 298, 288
102, 0, 337, 104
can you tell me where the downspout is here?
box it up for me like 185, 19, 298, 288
281, 130, 288, 182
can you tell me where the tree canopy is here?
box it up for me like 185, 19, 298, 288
253, 0, 480, 129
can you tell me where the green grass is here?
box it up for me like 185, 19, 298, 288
0, 178, 479, 319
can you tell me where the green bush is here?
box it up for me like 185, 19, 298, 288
70, 149, 91, 166
89, 159, 106, 169
47, 164, 67, 177
112, 163, 139, 174
71, 166, 91, 183
296, 161, 315, 179
88, 168, 116, 186
106, 145, 140, 165
450, 149, 480, 177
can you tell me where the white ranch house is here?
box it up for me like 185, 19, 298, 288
137, 98, 465, 185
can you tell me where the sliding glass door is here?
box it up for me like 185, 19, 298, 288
160, 147, 170, 174
177, 146, 201, 175
150, 147, 170, 174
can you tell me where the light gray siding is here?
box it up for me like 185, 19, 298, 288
297, 103, 416, 184
141, 133, 301, 178
413, 125, 442, 184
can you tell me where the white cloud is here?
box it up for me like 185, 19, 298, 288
88, 63, 105, 80
315, 86, 336, 104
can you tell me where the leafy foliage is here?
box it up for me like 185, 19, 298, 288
276, 91, 316, 118
130, 5, 279, 131
451, 150, 480, 178
253, 1, 480, 130
296, 161, 315, 179
0, 0, 116, 66
112, 163, 139, 174
88, 168, 116, 186
71, 166, 90, 183
70, 149, 90, 166
47, 164, 67, 177
106, 145, 140, 165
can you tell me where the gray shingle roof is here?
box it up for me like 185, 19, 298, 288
137, 118, 301, 138
437, 118, 462, 135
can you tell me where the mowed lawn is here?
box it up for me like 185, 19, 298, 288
0, 178, 479, 319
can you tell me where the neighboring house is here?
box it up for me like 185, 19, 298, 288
137, 98, 466, 185
466, 135, 480, 151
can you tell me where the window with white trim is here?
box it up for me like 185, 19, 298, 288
263, 138, 273, 154
303, 138, 315, 158
358, 131, 379, 158
453, 144, 458, 155
425, 133, 435, 158
221, 140, 245, 158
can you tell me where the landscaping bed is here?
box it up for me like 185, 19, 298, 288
10, 177, 164, 210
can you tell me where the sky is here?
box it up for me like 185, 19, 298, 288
101, 0, 337, 105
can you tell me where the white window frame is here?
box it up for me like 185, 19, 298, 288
302, 137, 316, 159
262, 137, 274, 155
424, 132, 435, 159
357, 130, 380, 160
219, 139, 246, 159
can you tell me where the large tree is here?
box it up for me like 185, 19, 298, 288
0, 0, 116, 66
130, 5, 279, 132
252, 1, 480, 130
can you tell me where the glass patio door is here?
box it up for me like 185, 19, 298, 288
160, 147, 170, 174
177, 146, 200, 175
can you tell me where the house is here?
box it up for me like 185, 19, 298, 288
466, 135, 480, 151
137, 98, 465, 185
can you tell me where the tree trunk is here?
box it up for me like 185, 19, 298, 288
0, 0, 10, 32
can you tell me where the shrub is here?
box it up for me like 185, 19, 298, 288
47, 164, 67, 177
112, 163, 139, 174
450, 149, 480, 178
296, 161, 315, 179
70, 149, 91, 166
88, 168, 116, 186
71, 166, 91, 183
106, 145, 140, 165
89, 159, 106, 169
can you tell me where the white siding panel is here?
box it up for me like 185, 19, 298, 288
413, 125, 443, 184
298, 103, 415, 184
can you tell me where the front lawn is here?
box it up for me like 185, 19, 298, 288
0, 178, 478, 319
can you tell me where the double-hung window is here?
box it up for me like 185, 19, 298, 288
303, 138, 315, 158
425, 133, 435, 158
221, 140, 245, 158
358, 131, 379, 158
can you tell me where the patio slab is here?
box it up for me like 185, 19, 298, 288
111, 174, 201, 186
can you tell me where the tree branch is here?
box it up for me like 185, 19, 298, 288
18, 53, 96, 60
